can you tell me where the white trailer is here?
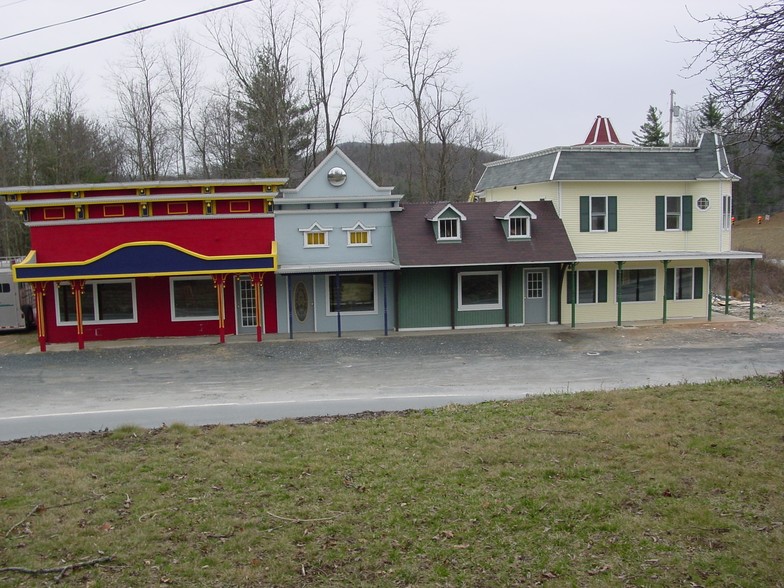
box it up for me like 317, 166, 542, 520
0, 258, 35, 331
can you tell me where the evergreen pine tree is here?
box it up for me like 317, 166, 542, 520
698, 95, 723, 130
632, 106, 667, 146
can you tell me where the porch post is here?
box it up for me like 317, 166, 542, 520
252, 272, 264, 342
570, 263, 577, 329
749, 258, 756, 321
616, 261, 624, 326
71, 279, 85, 350
383, 271, 389, 336
33, 282, 47, 352
662, 260, 669, 324
287, 274, 293, 340
725, 259, 730, 315
707, 259, 714, 322
336, 273, 342, 338
212, 274, 227, 344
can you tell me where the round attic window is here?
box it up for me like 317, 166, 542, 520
696, 197, 710, 211
327, 166, 347, 186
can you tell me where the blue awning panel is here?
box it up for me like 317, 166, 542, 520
13, 242, 276, 281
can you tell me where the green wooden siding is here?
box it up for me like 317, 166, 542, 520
398, 268, 452, 329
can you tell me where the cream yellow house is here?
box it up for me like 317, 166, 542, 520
473, 116, 762, 325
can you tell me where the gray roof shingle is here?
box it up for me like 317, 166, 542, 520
475, 132, 736, 191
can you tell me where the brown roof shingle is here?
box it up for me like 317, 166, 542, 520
392, 201, 575, 267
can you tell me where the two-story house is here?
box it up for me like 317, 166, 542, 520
474, 117, 762, 325
1, 178, 285, 350
273, 148, 401, 336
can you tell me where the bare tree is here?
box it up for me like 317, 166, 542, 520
164, 29, 202, 177
304, 0, 365, 155
381, 0, 457, 200
8, 66, 42, 184
112, 33, 173, 180
682, 1, 784, 138
209, 0, 312, 177
359, 75, 388, 181
675, 105, 701, 146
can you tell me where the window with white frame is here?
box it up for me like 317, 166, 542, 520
56, 280, 137, 325
344, 223, 375, 246
170, 277, 218, 320
327, 274, 376, 314
458, 271, 502, 311
509, 216, 529, 238
438, 217, 460, 240
300, 223, 331, 247
567, 270, 608, 304
619, 269, 656, 302
722, 195, 732, 230
666, 195, 682, 230
590, 196, 607, 231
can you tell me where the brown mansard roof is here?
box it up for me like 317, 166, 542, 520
392, 200, 575, 268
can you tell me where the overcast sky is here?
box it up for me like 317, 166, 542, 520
0, 0, 748, 156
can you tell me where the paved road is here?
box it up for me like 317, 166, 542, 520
1, 319, 782, 441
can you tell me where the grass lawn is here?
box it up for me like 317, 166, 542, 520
1, 376, 783, 587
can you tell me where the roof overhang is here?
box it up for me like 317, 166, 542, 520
277, 262, 399, 275
13, 242, 277, 282
575, 250, 763, 263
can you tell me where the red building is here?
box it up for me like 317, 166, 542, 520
1, 178, 286, 351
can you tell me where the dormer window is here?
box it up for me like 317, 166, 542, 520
496, 202, 536, 240
439, 218, 460, 240
300, 222, 332, 247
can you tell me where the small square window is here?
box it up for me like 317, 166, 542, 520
439, 218, 460, 240
509, 216, 529, 238
306, 232, 326, 246
348, 230, 369, 246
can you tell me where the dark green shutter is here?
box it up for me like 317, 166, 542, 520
682, 195, 693, 231
694, 266, 703, 299
608, 196, 617, 232
655, 195, 665, 231
665, 268, 674, 300
580, 196, 589, 232
597, 270, 608, 303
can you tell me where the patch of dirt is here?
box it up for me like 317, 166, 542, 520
733, 211, 784, 259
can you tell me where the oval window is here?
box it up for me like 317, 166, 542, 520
294, 282, 309, 322
696, 197, 710, 211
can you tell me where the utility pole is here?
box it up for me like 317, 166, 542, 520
668, 89, 676, 147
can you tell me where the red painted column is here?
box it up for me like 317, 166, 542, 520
252, 273, 264, 342
213, 274, 227, 344
33, 283, 47, 352
71, 279, 85, 350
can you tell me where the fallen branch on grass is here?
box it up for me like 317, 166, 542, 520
526, 427, 583, 436
5, 497, 96, 538
266, 511, 343, 523
0, 556, 114, 581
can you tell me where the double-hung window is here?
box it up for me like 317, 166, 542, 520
721, 195, 732, 230
579, 196, 617, 232
567, 270, 608, 304
656, 195, 693, 231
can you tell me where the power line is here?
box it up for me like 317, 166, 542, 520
0, 0, 254, 69
0, 1, 148, 42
